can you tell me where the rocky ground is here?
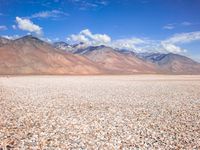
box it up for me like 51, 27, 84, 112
0, 75, 200, 149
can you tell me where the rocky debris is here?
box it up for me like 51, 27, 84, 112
0, 75, 200, 149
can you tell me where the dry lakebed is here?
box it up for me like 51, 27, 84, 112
0, 75, 200, 149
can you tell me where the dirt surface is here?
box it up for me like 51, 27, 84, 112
0, 75, 200, 149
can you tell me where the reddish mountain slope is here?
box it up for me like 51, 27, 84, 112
76, 46, 157, 74
137, 53, 200, 74
0, 36, 104, 75
154, 53, 200, 74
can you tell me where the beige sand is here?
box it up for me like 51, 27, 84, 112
0, 75, 200, 149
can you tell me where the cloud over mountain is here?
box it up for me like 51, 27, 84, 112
2, 35, 20, 40
110, 38, 146, 52
67, 29, 200, 55
161, 31, 200, 53
67, 29, 148, 51
67, 29, 111, 45
16, 17, 43, 35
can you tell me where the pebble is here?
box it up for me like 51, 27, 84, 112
0, 75, 200, 149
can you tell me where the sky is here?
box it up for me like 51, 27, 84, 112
0, 0, 200, 60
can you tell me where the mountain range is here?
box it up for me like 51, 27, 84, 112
0, 35, 200, 75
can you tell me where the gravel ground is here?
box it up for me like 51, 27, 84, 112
0, 75, 200, 149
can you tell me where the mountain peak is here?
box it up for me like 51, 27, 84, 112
17, 35, 40, 40
14, 35, 45, 45
54, 41, 69, 45
53, 41, 71, 51
73, 45, 113, 54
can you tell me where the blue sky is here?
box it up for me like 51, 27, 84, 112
0, 0, 200, 60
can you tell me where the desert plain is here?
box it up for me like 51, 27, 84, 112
0, 75, 200, 149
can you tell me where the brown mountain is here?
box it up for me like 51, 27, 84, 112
154, 53, 200, 74
0, 36, 199, 75
74, 45, 157, 74
137, 53, 200, 74
0, 35, 105, 75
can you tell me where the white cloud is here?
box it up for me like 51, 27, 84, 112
160, 42, 185, 53
160, 31, 200, 53
67, 29, 150, 52
69, 0, 109, 10
110, 38, 145, 52
81, 29, 111, 43
54, 37, 60, 41
163, 21, 197, 30
40, 37, 52, 43
67, 29, 111, 45
163, 24, 175, 30
16, 17, 43, 35
0, 25, 7, 31
2, 35, 20, 40
66, 30, 200, 54
97, 0, 109, 5
163, 31, 200, 44
12, 25, 17, 29
30, 10, 69, 19
181, 21, 192, 26
69, 34, 89, 43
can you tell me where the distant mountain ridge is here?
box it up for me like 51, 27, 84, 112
73, 45, 108, 54
53, 41, 86, 52
53, 42, 71, 51
0, 37, 11, 47
72, 45, 157, 74
136, 52, 200, 74
0, 35, 200, 75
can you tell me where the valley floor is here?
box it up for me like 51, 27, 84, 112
0, 75, 200, 149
